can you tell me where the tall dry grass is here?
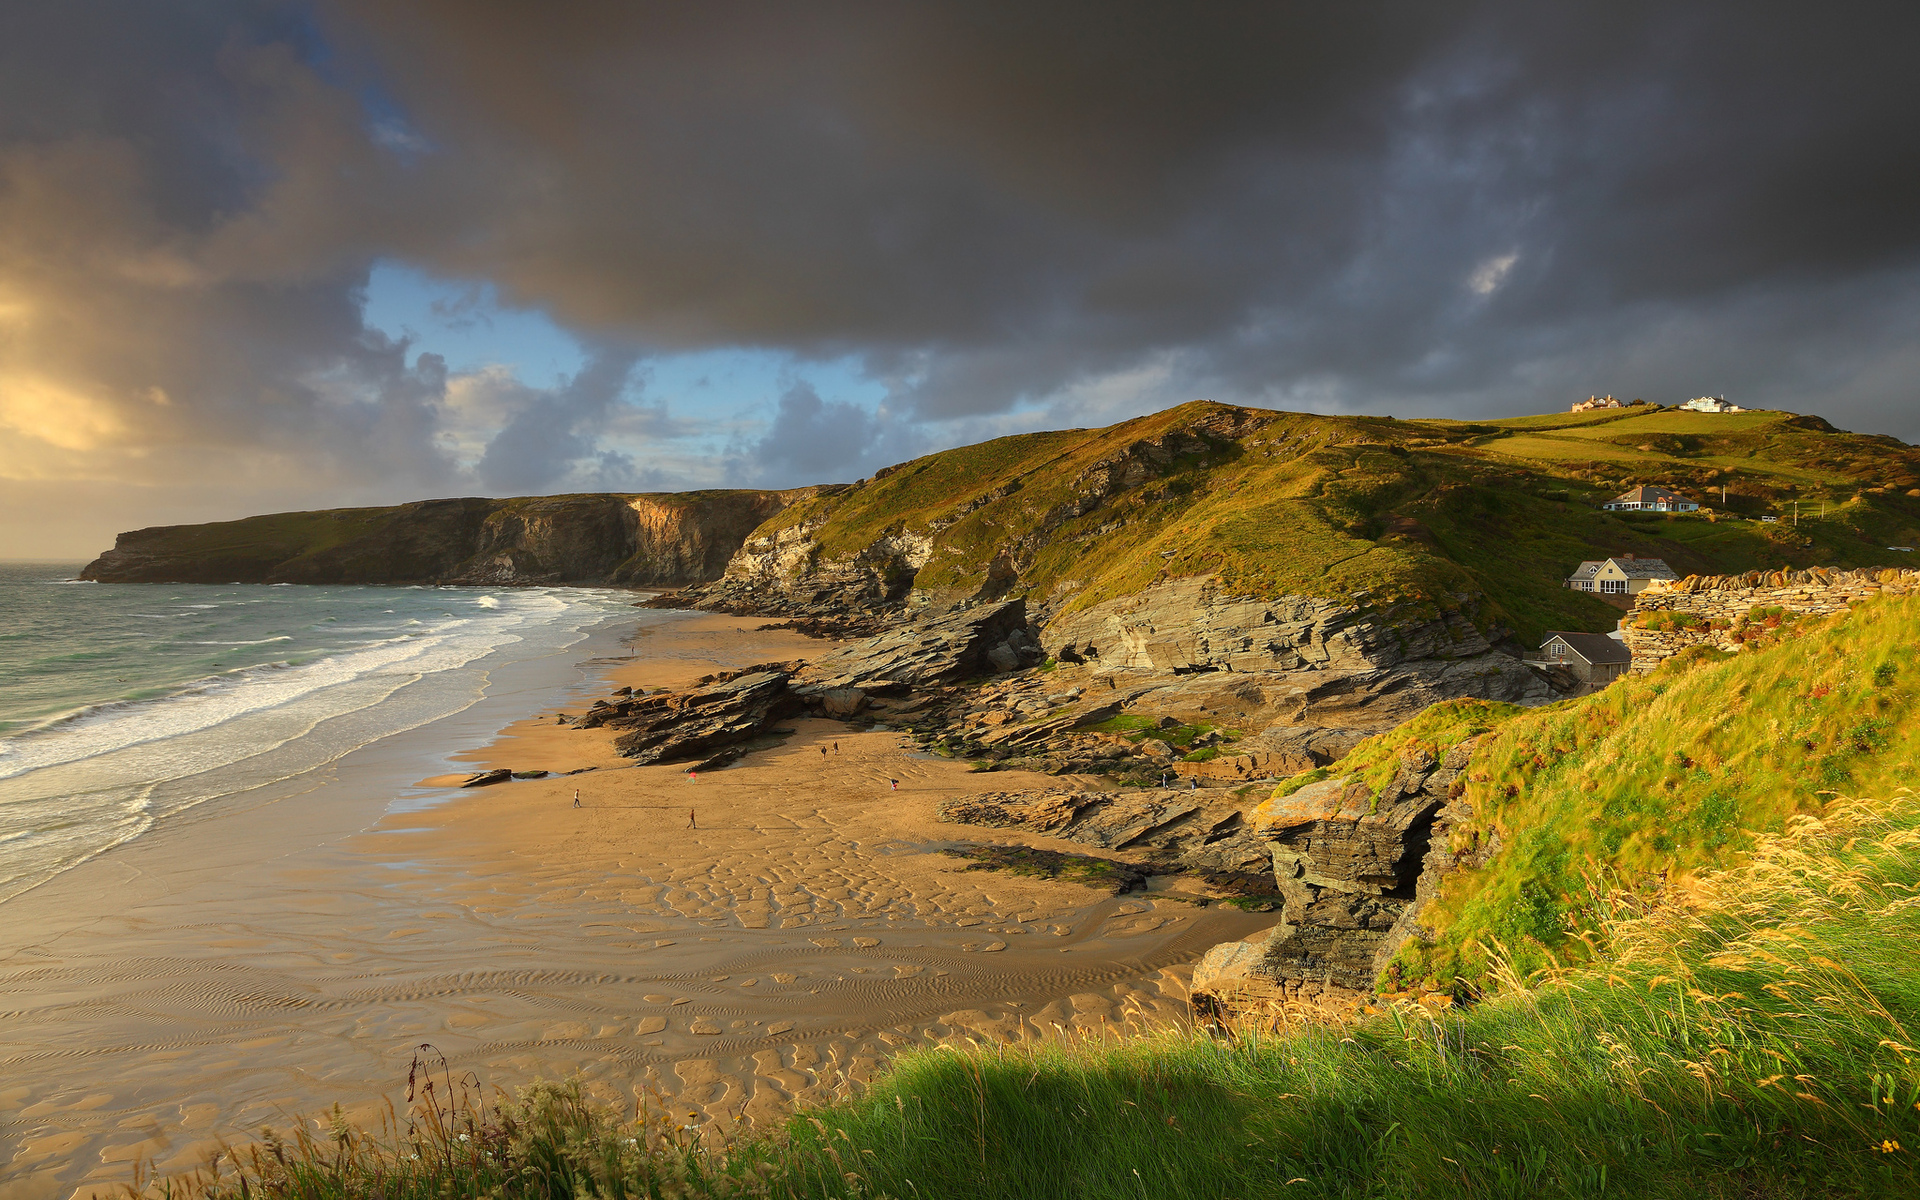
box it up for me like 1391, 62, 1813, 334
117, 792, 1920, 1199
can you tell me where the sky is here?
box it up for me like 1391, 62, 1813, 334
2, 2, 1918, 558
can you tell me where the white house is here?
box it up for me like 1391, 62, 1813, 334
1602, 485, 1699, 512
1681, 396, 1747, 413
1565, 554, 1679, 596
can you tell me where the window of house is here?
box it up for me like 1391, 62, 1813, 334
1601, 579, 1626, 593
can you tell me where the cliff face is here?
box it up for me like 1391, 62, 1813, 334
79, 489, 817, 586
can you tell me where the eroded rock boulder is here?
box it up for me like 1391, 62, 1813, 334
1191, 738, 1480, 1015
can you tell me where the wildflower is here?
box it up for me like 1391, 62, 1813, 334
459, 1133, 470, 1142
1878, 1139, 1901, 1154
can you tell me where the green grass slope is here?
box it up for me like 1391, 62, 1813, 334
1285, 592, 1920, 994
752, 401, 1920, 643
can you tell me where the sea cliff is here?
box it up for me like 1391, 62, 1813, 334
78, 489, 824, 586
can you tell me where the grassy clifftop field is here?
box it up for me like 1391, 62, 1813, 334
753, 400, 1920, 642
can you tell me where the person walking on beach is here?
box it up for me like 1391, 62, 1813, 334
573, 788, 581, 809
821, 746, 827, 758
1189, 776, 1197, 791
833, 742, 839, 753
688, 807, 696, 829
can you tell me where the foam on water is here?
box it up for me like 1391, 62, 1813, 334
0, 564, 636, 901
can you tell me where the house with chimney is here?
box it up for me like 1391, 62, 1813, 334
1565, 554, 1679, 597
1602, 484, 1699, 512
1532, 630, 1633, 685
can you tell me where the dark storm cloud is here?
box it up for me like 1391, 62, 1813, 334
5, 1, 1920, 555
321, 0, 1920, 433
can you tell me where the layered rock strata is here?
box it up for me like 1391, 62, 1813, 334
935, 789, 1272, 881
1188, 737, 1488, 1014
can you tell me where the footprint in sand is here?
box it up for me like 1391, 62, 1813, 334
894, 964, 923, 978
852, 936, 880, 948
766, 1021, 795, 1036
636, 1017, 667, 1035
643, 994, 672, 1003
771, 972, 797, 984
809, 937, 842, 948
689, 1017, 722, 1035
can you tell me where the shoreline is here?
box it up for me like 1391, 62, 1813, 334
0, 605, 1272, 1200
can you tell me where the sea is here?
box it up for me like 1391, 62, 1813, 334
0, 562, 642, 903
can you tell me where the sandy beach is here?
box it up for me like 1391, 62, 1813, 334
0, 610, 1271, 1200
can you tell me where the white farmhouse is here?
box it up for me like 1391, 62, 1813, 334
1565, 554, 1679, 597
1680, 396, 1747, 413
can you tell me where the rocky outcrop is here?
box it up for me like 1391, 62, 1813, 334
936, 789, 1272, 879
574, 602, 1051, 769
78, 489, 817, 586
590, 667, 799, 767
797, 600, 1042, 690
1043, 576, 1551, 721
1189, 737, 1486, 1013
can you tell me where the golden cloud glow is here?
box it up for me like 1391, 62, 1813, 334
0, 373, 132, 454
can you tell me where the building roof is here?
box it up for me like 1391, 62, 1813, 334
1564, 556, 1677, 580
1543, 631, 1633, 665
1611, 556, 1677, 579
1608, 484, 1695, 506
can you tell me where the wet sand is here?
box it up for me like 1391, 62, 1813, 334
0, 613, 1272, 1199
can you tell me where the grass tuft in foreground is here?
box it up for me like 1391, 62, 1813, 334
127, 790, 1920, 1199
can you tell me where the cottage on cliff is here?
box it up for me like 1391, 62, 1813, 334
1534, 631, 1633, 684
1565, 554, 1678, 596
1680, 395, 1747, 413
1602, 484, 1699, 512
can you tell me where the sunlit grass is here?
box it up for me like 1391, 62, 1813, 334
127, 788, 1920, 1199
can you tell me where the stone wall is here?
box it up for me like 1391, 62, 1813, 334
1623, 565, 1920, 671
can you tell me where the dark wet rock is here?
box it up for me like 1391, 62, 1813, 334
460, 769, 512, 788
510, 769, 549, 779
936, 789, 1270, 876
596, 665, 799, 765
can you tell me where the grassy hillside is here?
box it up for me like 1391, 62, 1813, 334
758, 401, 1920, 643
1283, 592, 1920, 994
